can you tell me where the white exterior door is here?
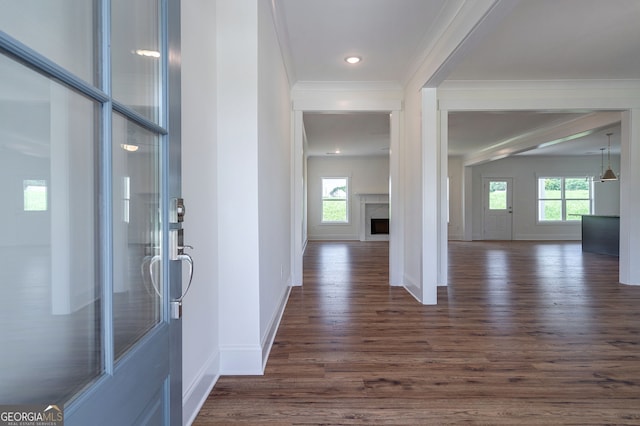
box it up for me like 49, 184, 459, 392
483, 178, 513, 240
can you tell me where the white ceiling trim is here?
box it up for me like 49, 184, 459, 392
270, 0, 296, 85
438, 79, 640, 111
292, 81, 402, 112
461, 111, 622, 166
421, 0, 522, 88
405, 0, 503, 90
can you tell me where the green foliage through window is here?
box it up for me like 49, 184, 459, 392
322, 178, 348, 222
537, 177, 591, 221
23, 179, 48, 211
489, 181, 507, 210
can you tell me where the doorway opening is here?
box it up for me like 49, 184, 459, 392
293, 109, 401, 287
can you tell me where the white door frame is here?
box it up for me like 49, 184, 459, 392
290, 83, 403, 287
438, 80, 640, 286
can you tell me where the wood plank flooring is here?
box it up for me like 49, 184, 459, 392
194, 241, 640, 425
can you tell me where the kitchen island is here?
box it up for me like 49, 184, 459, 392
581, 215, 619, 256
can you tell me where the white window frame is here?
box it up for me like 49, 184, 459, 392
321, 177, 349, 224
536, 176, 593, 223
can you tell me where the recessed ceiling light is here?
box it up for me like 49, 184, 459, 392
133, 49, 160, 58
345, 56, 361, 64
120, 144, 139, 152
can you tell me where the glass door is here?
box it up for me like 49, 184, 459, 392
0, 1, 182, 424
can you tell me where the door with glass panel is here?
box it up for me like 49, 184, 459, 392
0, 1, 182, 425
483, 178, 513, 240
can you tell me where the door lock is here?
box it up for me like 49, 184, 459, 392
170, 198, 186, 223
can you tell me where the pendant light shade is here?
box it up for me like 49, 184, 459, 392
600, 133, 618, 181
601, 167, 617, 181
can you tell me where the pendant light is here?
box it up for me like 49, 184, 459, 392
600, 133, 618, 181
598, 147, 606, 182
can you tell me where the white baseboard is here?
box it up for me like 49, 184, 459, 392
220, 344, 264, 375
403, 282, 422, 304
218, 283, 292, 376
182, 352, 220, 426
261, 285, 291, 370
403, 273, 422, 303
515, 234, 581, 241
472, 234, 581, 241
308, 234, 359, 241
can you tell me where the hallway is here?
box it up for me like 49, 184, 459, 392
195, 241, 640, 424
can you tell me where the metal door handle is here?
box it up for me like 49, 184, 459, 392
145, 255, 162, 297
171, 246, 194, 319
175, 252, 194, 303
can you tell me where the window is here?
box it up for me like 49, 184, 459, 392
322, 177, 348, 223
23, 179, 47, 211
489, 180, 507, 210
537, 177, 592, 222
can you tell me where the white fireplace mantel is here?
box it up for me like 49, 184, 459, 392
357, 194, 389, 241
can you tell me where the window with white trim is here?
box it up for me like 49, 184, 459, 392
23, 179, 47, 211
537, 177, 592, 222
321, 177, 348, 223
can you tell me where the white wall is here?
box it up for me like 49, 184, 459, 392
215, 0, 293, 375
594, 177, 621, 216
181, 2, 293, 422
451, 155, 621, 241
401, 86, 423, 298
216, 0, 262, 374
302, 132, 308, 246
447, 156, 464, 240
257, 0, 293, 360
307, 156, 389, 240
181, 1, 220, 424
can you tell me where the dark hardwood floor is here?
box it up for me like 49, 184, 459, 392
194, 240, 640, 425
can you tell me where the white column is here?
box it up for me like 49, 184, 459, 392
439, 110, 448, 287
389, 110, 403, 286
217, 0, 262, 373
463, 166, 473, 241
619, 109, 640, 285
421, 88, 438, 304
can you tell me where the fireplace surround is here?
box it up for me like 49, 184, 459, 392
358, 193, 389, 241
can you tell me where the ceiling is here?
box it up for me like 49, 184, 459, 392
304, 112, 390, 157
275, 0, 640, 159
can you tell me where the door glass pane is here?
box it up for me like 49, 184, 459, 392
0, 0, 97, 84
0, 54, 101, 403
489, 181, 507, 210
111, 0, 161, 123
112, 113, 161, 360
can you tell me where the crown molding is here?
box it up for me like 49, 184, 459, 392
438, 79, 640, 111
291, 81, 403, 111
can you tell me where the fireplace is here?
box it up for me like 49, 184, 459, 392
358, 194, 389, 241
371, 218, 389, 235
